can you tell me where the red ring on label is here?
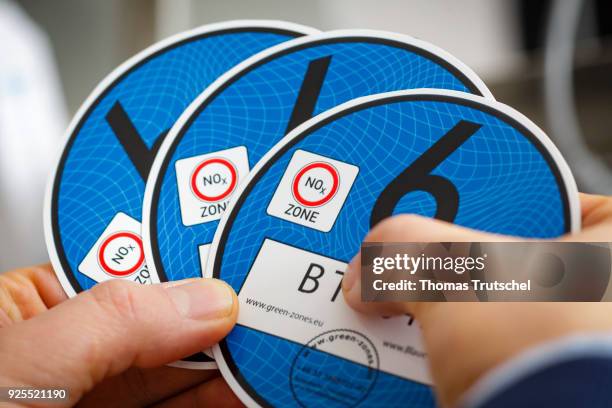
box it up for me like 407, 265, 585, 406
292, 162, 340, 207
97, 231, 144, 277
190, 157, 238, 202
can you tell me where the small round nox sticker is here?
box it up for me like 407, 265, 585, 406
97, 231, 145, 277
292, 162, 340, 207
191, 157, 239, 202
207, 90, 579, 407
43, 20, 316, 369
143, 29, 493, 292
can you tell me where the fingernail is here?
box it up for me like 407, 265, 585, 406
342, 254, 361, 303
167, 279, 235, 320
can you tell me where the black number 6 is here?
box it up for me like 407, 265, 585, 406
370, 120, 482, 227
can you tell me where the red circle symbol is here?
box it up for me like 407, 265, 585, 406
292, 162, 340, 207
190, 157, 238, 202
97, 231, 145, 277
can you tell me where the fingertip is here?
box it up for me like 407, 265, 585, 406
342, 254, 360, 293
166, 278, 236, 322
161, 278, 239, 353
342, 263, 362, 310
29, 263, 68, 307
216, 278, 239, 322
203, 279, 240, 340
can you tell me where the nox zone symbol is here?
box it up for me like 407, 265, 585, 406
175, 146, 250, 226
45, 21, 313, 296
144, 30, 493, 287
78, 212, 152, 285
292, 162, 339, 207
267, 150, 358, 232
191, 158, 237, 202
97, 231, 144, 277
208, 90, 578, 408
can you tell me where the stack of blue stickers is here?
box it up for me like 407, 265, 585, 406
45, 20, 579, 407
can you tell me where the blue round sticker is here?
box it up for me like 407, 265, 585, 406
143, 30, 493, 286
45, 21, 314, 296
208, 90, 578, 407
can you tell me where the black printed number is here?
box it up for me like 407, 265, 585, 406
106, 56, 332, 181
105, 101, 167, 181
370, 120, 482, 227
284, 56, 332, 134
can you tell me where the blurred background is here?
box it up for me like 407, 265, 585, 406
1, 0, 610, 270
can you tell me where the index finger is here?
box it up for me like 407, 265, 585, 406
0, 264, 67, 324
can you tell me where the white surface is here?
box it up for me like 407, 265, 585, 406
184, 0, 523, 82
155, 0, 193, 40
323, 0, 524, 83
0, 1, 67, 271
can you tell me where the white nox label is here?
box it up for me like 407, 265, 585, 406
267, 150, 359, 232
238, 238, 431, 384
78, 212, 158, 284
175, 146, 249, 226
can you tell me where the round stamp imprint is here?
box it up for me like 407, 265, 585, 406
290, 329, 380, 408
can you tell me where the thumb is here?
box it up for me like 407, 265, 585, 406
342, 214, 513, 317
0, 278, 237, 404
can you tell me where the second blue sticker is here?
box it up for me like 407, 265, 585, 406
143, 30, 493, 285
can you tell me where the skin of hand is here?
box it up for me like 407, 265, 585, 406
343, 193, 612, 408
0, 266, 242, 408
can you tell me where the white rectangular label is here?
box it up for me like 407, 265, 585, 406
238, 239, 430, 384
266, 150, 359, 232
175, 146, 249, 226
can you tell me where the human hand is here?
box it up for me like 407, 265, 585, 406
0, 265, 241, 407
342, 193, 612, 407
